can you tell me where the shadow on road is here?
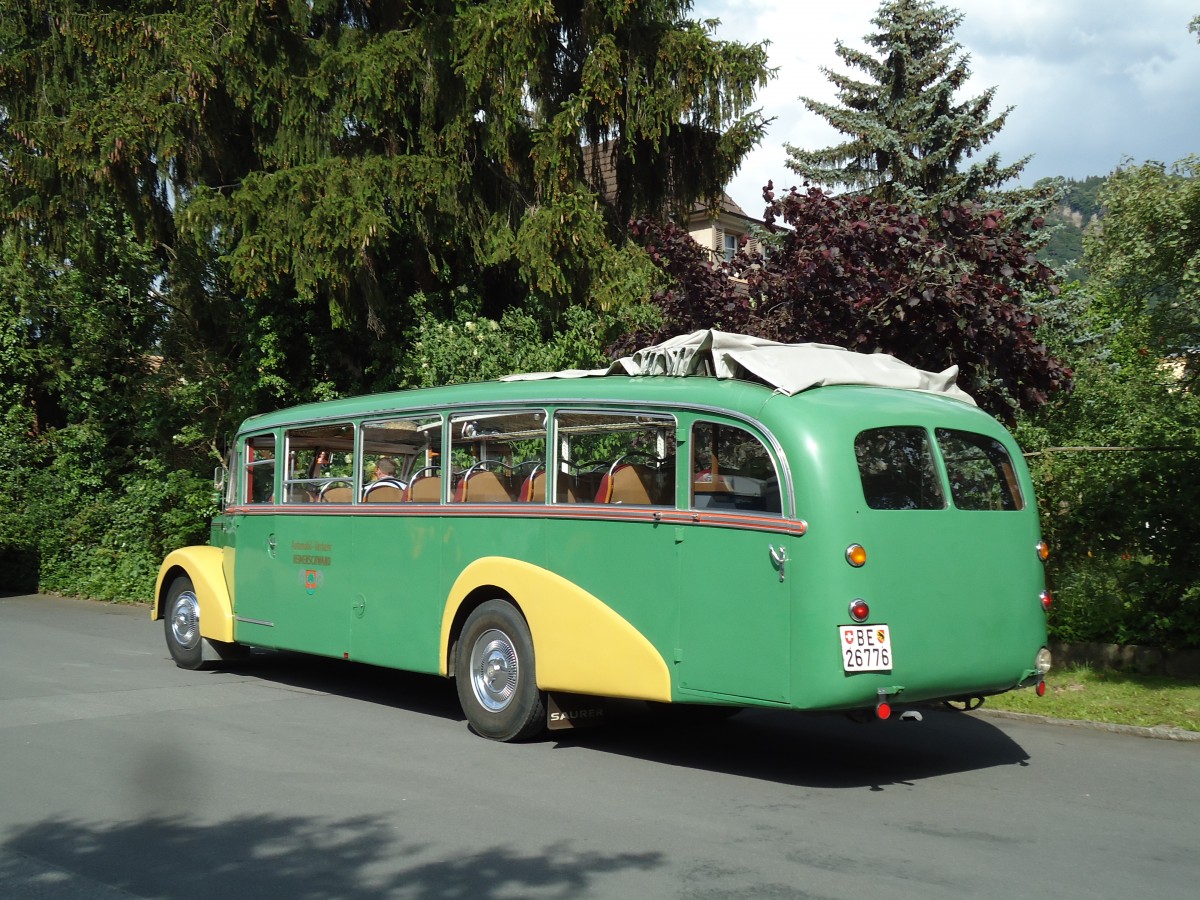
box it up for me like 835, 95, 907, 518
571, 706, 1031, 790
224, 651, 1031, 790
225, 650, 466, 724
2, 813, 662, 900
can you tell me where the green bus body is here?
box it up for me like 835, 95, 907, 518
155, 374, 1049, 738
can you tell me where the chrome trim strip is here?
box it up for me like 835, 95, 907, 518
224, 503, 806, 535
234, 615, 275, 628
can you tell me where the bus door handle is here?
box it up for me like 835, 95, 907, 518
267, 533, 277, 558
769, 544, 787, 582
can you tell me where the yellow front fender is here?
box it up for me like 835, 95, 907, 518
441, 557, 672, 702
154, 546, 234, 644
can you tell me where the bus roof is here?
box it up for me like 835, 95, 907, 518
238, 332, 979, 433
501, 330, 975, 404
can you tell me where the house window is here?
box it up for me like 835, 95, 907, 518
723, 232, 739, 262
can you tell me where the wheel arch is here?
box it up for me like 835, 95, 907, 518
439, 556, 672, 702
153, 546, 235, 644
444, 584, 516, 679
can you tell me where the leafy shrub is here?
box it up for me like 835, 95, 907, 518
0, 424, 213, 601
1020, 353, 1200, 650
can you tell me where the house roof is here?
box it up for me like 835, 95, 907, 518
582, 141, 759, 224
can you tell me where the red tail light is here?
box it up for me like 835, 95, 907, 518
1040, 591, 1053, 611
849, 599, 870, 622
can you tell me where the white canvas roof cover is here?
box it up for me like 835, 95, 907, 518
502, 329, 975, 404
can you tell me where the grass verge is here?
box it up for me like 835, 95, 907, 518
982, 665, 1200, 733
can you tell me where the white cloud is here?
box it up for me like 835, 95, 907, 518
692, 0, 1200, 215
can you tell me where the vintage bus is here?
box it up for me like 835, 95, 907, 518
154, 331, 1051, 741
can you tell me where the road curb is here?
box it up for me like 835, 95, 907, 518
971, 707, 1200, 743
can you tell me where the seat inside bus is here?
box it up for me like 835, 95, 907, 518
363, 483, 405, 503
319, 484, 353, 503
597, 463, 671, 505
456, 468, 515, 503
404, 472, 442, 502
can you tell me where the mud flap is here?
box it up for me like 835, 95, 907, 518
200, 637, 251, 664
546, 693, 609, 730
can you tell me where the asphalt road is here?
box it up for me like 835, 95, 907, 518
1, 592, 1197, 899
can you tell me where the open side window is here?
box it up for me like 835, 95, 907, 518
553, 411, 676, 506
448, 410, 547, 504
690, 420, 782, 515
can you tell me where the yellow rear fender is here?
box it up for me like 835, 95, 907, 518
154, 546, 235, 644
441, 557, 672, 703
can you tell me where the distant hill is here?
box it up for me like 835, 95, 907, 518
1036, 175, 1107, 281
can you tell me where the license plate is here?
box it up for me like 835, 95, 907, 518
840, 624, 893, 672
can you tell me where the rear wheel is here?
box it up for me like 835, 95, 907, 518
164, 576, 206, 670
455, 600, 545, 742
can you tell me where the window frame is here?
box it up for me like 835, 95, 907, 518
241, 431, 279, 506
688, 417, 784, 517
550, 408, 678, 506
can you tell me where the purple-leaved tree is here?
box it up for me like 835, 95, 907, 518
618, 183, 1072, 420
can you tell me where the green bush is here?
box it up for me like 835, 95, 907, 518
1019, 355, 1200, 650
0, 426, 214, 601
0, 284, 639, 602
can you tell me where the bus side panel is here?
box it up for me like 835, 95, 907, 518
440, 556, 672, 702
532, 516, 682, 697
348, 512, 444, 671
674, 524, 793, 704
228, 511, 355, 656
345, 511, 549, 675
153, 546, 235, 644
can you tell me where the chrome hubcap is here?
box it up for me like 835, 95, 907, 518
170, 591, 201, 651
470, 628, 519, 712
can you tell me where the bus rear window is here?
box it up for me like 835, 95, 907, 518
855, 427, 945, 510
936, 429, 1024, 511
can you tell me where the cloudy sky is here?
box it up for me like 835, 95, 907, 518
692, 0, 1200, 214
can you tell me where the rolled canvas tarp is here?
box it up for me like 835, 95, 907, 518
502, 329, 975, 405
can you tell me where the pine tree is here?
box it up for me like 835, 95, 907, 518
785, 0, 1029, 213
0, 1, 772, 367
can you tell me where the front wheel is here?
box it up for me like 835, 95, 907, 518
164, 576, 207, 670
455, 600, 545, 742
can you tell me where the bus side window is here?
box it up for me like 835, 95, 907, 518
553, 411, 676, 505
361, 415, 441, 502
690, 421, 782, 514
283, 423, 355, 503
449, 410, 547, 503
243, 433, 277, 504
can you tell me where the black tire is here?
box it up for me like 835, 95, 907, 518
455, 600, 546, 742
164, 576, 207, 670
